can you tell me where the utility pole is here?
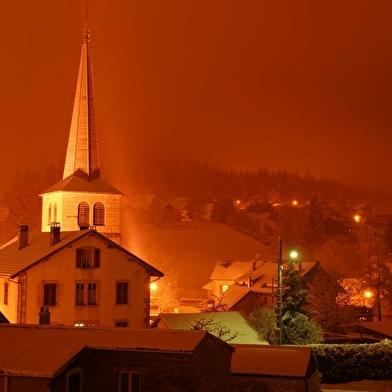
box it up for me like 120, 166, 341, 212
277, 237, 283, 344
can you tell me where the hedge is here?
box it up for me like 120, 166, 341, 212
311, 339, 392, 383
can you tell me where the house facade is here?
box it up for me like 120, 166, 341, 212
0, 226, 163, 327
203, 259, 335, 315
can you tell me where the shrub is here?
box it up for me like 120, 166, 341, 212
311, 339, 392, 383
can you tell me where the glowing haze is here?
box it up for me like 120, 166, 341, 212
1, 0, 392, 196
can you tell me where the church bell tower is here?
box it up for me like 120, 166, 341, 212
40, 27, 123, 243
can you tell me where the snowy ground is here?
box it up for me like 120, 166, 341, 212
125, 220, 274, 298
321, 380, 392, 391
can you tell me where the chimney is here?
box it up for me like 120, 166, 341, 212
18, 224, 29, 250
50, 222, 61, 246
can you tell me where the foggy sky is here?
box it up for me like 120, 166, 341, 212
1, 0, 392, 197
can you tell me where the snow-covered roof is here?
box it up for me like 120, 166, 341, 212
0, 324, 215, 377
210, 259, 317, 284
42, 175, 123, 195
0, 229, 163, 278
231, 345, 317, 378
356, 321, 392, 339
152, 311, 268, 345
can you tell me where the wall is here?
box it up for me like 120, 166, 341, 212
55, 340, 232, 392
230, 374, 320, 392
0, 277, 19, 323
23, 235, 150, 328
0, 376, 50, 392
41, 191, 122, 241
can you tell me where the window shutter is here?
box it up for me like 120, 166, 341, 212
76, 248, 84, 268
94, 248, 100, 268
93, 202, 105, 226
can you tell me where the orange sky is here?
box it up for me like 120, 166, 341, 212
1, 0, 392, 196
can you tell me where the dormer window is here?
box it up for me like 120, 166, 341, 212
93, 202, 105, 226
76, 247, 100, 269
78, 202, 90, 229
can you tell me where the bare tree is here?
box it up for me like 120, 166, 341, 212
188, 318, 238, 343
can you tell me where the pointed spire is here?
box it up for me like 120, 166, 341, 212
62, 16, 100, 181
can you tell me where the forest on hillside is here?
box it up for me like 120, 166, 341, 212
2, 157, 392, 325
0, 156, 389, 245
131, 157, 385, 205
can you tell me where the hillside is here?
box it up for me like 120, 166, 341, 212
123, 221, 274, 299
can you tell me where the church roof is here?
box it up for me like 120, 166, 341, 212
0, 229, 163, 278
62, 28, 101, 182
42, 175, 123, 195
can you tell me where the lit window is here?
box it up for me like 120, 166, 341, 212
116, 282, 129, 305
3, 282, 9, 305
93, 202, 105, 226
76, 248, 100, 269
74, 320, 99, 327
221, 284, 229, 293
43, 283, 57, 306
78, 202, 90, 229
119, 372, 141, 392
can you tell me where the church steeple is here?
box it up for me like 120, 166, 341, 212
40, 24, 123, 243
62, 26, 100, 181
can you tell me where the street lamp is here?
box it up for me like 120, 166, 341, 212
277, 237, 298, 345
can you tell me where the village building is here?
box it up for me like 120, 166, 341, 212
39, 28, 123, 244
0, 26, 163, 328
203, 259, 333, 315
0, 226, 162, 327
230, 344, 320, 392
0, 324, 233, 392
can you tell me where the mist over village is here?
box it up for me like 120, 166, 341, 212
1, 1, 392, 392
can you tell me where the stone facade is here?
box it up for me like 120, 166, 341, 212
41, 191, 121, 241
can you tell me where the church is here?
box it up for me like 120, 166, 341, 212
0, 27, 163, 328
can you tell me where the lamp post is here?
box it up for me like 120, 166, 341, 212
277, 237, 284, 338
277, 237, 298, 345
